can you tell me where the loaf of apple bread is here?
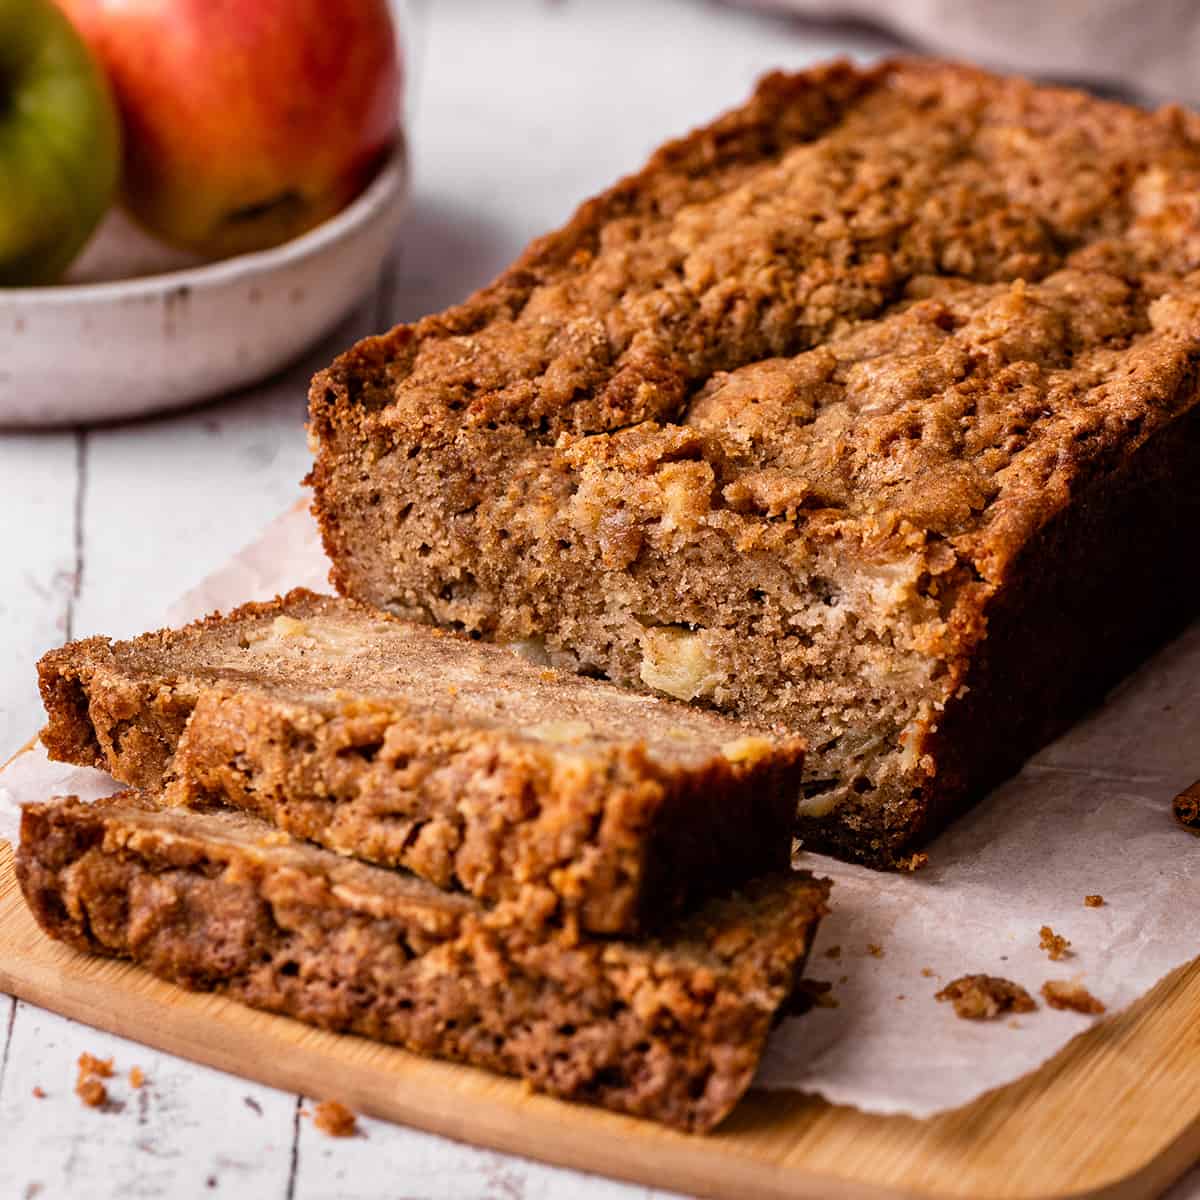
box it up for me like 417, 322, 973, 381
37, 590, 803, 933
17, 794, 829, 1132
307, 58, 1200, 865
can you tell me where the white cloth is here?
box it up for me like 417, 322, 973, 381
739, 0, 1200, 103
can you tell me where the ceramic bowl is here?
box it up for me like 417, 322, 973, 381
0, 149, 407, 427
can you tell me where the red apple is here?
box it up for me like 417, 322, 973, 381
55, 0, 401, 258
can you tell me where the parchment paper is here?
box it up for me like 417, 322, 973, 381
1, 503, 1196, 1117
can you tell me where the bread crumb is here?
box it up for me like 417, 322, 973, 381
77, 1053, 113, 1079
895, 852, 929, 872
823, 944, 842, 960
75, 1052, 115, 1109
791, 979, 839, 1013
312, 1099, 358, 1137
1084, 894, 1104, 908
32, 1086, 45, 1099
920, 967, 936, 978
76, 1077, 107, 1108
1173, 780, 1200, 829
129, 1067, 145, 1089
1042, 979, 1106, 1015
935, 975, 1037, 1020
866, 943, 884, 958
1038, 925, 1072, 960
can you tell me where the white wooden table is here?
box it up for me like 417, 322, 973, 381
2, 2, 1197, 1196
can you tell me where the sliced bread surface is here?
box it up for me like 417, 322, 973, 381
38, 590, 804, 933
17, 794, 829, 1133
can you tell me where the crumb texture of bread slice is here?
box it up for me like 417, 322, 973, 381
36, 590, 804, 934
16, 794, 829, 1134
308, 58, 1200, 866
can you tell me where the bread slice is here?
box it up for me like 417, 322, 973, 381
37, 590, 803, 934
17, 794, 828, 1133
306, 58, 1200, 865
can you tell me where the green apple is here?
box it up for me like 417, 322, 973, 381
0, 0, 120, 285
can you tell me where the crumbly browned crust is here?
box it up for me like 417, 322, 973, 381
17, 795, 829, 1133
307, 58, 1200, 866
37, 590, 803, 935
935, 974, 1037, 1019
1041, 979, 1106, 1014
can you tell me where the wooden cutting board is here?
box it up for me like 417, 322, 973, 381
1, 841, 1197, 1200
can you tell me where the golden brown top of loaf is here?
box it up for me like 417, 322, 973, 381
311, 59, 1200, 583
